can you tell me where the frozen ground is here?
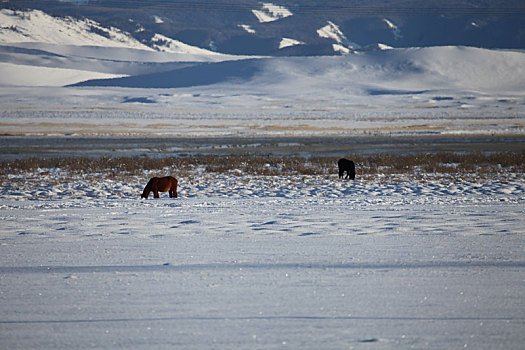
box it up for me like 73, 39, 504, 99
1, 170, 524, 349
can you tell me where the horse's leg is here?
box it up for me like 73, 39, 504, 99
154, 189, 159, 198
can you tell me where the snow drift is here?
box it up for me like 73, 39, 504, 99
1, 168, 525, 349
70, 46, 525, 96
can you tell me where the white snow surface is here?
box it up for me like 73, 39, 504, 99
0, 8, 230, 57
0, 44, 523, 137
383, 18, 403, 40
0, 9, 153, 50
317, 21, 348, 44
149, 33, 224, 56
153, 15, 164, 24
238, 24, 256, 34
252, 3, 293, 23
317, 21, 361, 51
279, 37, 304, 49
0, 61, 128, 87
1, 170, 524, 349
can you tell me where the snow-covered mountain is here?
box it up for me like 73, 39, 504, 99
0, 6, 356, 56
317, 21, 362, 54
1, 8, 522, 94
68, 46, 525, 97
0, 4, 523, 134
0, 7, 248, 86
252, 3, 293, 23
2, 1, 524, 56
0, 9, 223, 56
2, 7, 523, 95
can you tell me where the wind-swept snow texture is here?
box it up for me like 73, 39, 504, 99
0, 9, 152, 50
1, 171, 525, 349
1, 40, 523, 138
0, 8, 229, 56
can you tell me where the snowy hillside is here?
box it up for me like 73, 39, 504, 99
0, 9, 153, 50
2, 1, 524, 55
65, 46, 525, 98
0, 8, 248, 86
2, 8, 524, 94
317, 21, 355, 54
0, 44, 524, 137
0, 9, 223, 56
252, 2, 293, 23
0, 7, 523, 138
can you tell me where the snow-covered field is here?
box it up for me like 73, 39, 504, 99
1, 6, 525, 349
1, 44, 524, 139
1, 169, 524, 349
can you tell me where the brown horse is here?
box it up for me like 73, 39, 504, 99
141, 176, 178, 199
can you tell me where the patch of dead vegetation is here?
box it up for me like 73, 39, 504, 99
1, 152, 523, 183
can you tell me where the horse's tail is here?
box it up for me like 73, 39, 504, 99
170, 176, 178, 198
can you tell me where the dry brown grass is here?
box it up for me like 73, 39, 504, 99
1, 152, 523, 180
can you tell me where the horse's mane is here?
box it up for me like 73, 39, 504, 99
145, 177, 157, 187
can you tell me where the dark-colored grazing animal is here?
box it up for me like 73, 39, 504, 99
338, 158, 355, 180
141, 176, 178, 199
